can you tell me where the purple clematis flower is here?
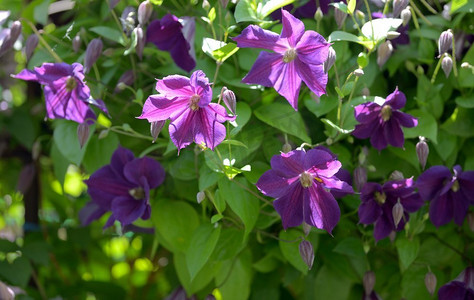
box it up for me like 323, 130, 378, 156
80, 146, 165, 228
417, 165, 474, 227
147, 14, 196, 72
352, 87, 417, 150
256, 148, 353, 233
358, 178, 423, 241
439, 267, 474, 300
138, 70, 234, 152
13, 62, 107, 124
233, 10, 330, 110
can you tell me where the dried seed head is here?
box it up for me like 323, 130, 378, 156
25, 34, 39, 61
221, 87, 236, 115
150, 120, 166, 142
323, 47, 336, 73
138, 1, 153, 26
416, 137, 429, 170
196, 191, 206, 204
401, 7, 411, 26
300, 172, 313, 188
363, 271, 376, 295
438, 30, 453, 56
77, 122, 90, 148
299, 240, 315, 270
354, 166, 367, 192
392, 200, 404, 227
72, 35, 81, 53
441, 55, 453, 77
393, 0, 409, 18
424, 271, 437, 296
314, 7, 323, 22
335, 8, 347, 29
377, 41, 393, 68
84, 38, 103, 74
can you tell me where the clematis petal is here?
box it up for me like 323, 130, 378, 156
358, 199, 382, 224
352, 122, 377, 139
190, 70, 212, 107
303, 184, 341, 234
273, 61, 302, 110
399, 193, 424, 213
193, 106, 227, 150
169, 42, 196, 72
384, 118, 405, 148
155, 75, 193, 98
273, 183, 305, 229
295, 58, 327, 97
295, 30, 330, 65
429, 193, 453, 227
34, 62, 73, 84
111, 196, 147, 225
360, 182, 383, 202
383, 178, 415, 198
370, 122, 388, 150
304, 149, 340, 177
103, 215, 116, 229
257, 169, 299, 198
322, 177, 353, 194
110, 146, 135, 180
392, 111, 417, 128
138, 95, 189, 122
451, 191, 469, 226
208, 103, 235, 122
280, 9, 306, 47
242, 51, 284, 87
331, 169, 353, 199
354, 102, 381, 123
79, 201, 107, 226
147, 15, 182, 51
438, 282, 471, 300
416, 165, 452, 201
124, 157, 165, 188
270, 150, 306, 177
458, 170, 474, 204
169, 108, 195, 151
13, 69, 38, 81
373, 213, 393, 241
232, 25, 287, 52
384, 87, 406, 109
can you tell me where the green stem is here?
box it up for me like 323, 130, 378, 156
22, 19, 62, 63
409, 0, 432, 26
382, 0, 391, 15
363, 0, 375, 46
430, 57, 443, 83
212, 62, 222, 89
452, 36, 458, 77
340, 76, 359, 129
419, 0, 438, 14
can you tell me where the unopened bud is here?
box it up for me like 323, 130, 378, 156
438, 30, 453, 56
424, 271, 437, 296
135, 27, 145, 60
354, 68, 364, 77
220, 0, 229, 9
417, 65, 424, 75
221, 87, 236, 115
401, 7, 411, 26
386, 31, 401, 40
196, 191, 206, 204
361, 87, 370, 97
377, 41, 393, 68
467, 212, 474, 232
150, 120, 165, 142
25, 34, 39, 61
441, 55, 453, 77
98, 129, 109, 139
109, 0, 120, 9
388, 231, 396, 243
393, 0, 409, 18
225, 11, 232, 24
389, 170, 404, 181
138, 1, 153, 26
416, 137, 429, 170
461, 62, 470, 69
84, 38, 103, 74
363, 271, 376, 295
354, 166, 367, 191
356, 10, 365, 22
0, 281, 14, 300
302, 222, 311, 236
323, 47, 336, 73
202, 0, 211, 11
0, 20, 22, 55
299, 240, 314, 270
115, 70, 135, 93
314, 7, 323, 22
32, 140, 41, 161
335, 9, 347, 29
392, 200, 404, 227
72, 35, 81, 53
77, 123, 90, 148
282, 143, 292, 153
367, 165, 376, 172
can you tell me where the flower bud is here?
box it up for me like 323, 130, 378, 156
361, 87, 370, 97
134, 27, 145, 60
115, 70, 135, 93
389, 170, 404, 181
424, 271, 437, 296
354, 166, 367, 191
388, 231, 396, 243
302, 222, 311, 236
150, 120, 165, 143
0, 281, 14, 300
98, 129, 109, 139
221, 87, 236, 115
72, 35, 81, 53
377, 40, 393, 68
109, 0, 120, 9
138, 1, 153, 26
354, 68, 364, 77
196, 191, 206, 204
77, 122, 90, 148
282, 143, 292, 153
314, 7, 323, 22
202, 0, 211, 11
392, 200, 404, 227
335, 9, 347, 29
416, 137, 429, 170
299, 240, 314, 270
401, 7, 411, 26
323, 46, 336, 73
438, 30, 453, 56
467, 212, 474, 232
461, 62, 470, 69
25, 34, 39, 61
386, 31, 401, 40
220, 0, 229, 9
441, 55, 453, 77
356, 10, 365, 22
84, 38, 103, 74
363, 271, 376, 295
121, 7, 136, 35
393, 0, 408, 18
0, 20, 21, 56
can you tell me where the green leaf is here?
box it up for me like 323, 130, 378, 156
215, 251, 253, 300
0, 240, 19, 253
388, 142, 420, 171
305, 95, 339, 118
90, 26, 126, 45
34, 0, 51, 25
230, 102, 251, 136
208, 7, 216, 23
433, 129, 457, 161
333, 237, 366, 258
259, 0, 296, 18
212, 43, 239, 63
253, 253, 279, 273
174, 252, 219, 295
199, 165, 221, 191
53, 120, 93, 165
234, 0, 260, 23
455, 95, 474, 108
459, 45, 474, 88
0, 257, 32, 287
361, 18, 402, 41
186, 224, 221, 280
311, 266, 352, 299
218, 177, 259, 236
451, 0, 471, 12
254, 102, 311, 143
347, 0, 356, 14
23, 241, 50, 266
357, 52, 369, 68
441, 107, 474, 137
202, 38, 226, 59
220, 139, 248, 149
279, 229, 307, 274
169, 150, 197, 181
82, 132, 119, 173
321, 118, 353, 134
212, 227, 246, 260
51, 142, 70, 185
330, 2, 349, 14
328, 31, 360, 43
123, 28, 138, 56
403, 110, 438, 143
153, 201, 200, 253
396, 236, 420, 272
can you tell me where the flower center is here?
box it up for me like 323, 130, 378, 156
374, 191, 386, 204
283, 48, 297, 63
129, 187, 145, 200
65, 77, 77, 92
451, 180, 460, 192
189, 94, 200, 111
299, 172, 314, 188
381, 105, 392, 122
